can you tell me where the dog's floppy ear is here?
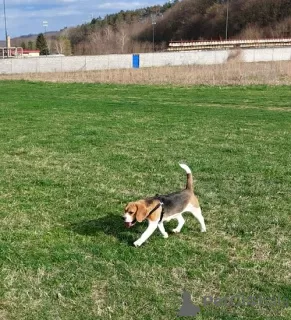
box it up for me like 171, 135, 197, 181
136, 202, 148, 222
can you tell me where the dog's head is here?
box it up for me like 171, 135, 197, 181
123, 201, 148, 228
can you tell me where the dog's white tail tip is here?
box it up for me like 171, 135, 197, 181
179, 163, 191, 174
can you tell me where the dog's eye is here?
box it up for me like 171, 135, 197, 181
128, 211, 133, 214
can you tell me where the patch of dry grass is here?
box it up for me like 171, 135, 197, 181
1, 61, 291, 85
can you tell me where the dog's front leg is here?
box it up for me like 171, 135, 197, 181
158, 222, 168, 238
133, 220, 159, 247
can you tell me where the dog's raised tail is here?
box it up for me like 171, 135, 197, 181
179, 163, 193, 190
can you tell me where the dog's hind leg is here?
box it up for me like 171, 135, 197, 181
172, 214, 185, 233
187, 205, 206, 232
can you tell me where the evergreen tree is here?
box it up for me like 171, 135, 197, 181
28, 41, 34, 50
36, 33, 49, 55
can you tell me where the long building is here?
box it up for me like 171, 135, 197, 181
168, 38, 291, 51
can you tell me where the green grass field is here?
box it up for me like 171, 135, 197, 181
0, 81, 290, 320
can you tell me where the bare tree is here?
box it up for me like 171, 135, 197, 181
53, 36, 72, 55
117, 25, 128, 53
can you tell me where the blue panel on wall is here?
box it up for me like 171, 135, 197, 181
132, 54, 140, 68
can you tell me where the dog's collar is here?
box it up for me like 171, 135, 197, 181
147, 201, 164, 222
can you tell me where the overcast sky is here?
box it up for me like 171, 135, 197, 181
0, 0, 167, 39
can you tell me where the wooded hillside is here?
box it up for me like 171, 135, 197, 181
14, 0, 291, 55
138, 0, 291, 42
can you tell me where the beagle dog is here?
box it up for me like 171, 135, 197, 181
123, 163, 206, 247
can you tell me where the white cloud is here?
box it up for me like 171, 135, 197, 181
97, 2, 145, 9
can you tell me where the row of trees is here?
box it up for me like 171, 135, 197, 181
20, 33, 72, 56
16, 0, 291, 56
17, 1, 177, 56
67, 0, 178, 55
66, 0, 291, 55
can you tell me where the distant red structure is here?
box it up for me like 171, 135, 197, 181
21, 49, 40, 56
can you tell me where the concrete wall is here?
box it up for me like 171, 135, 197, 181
139, 50, 229, 67
242, 47, 291, 62
139, 47, 291, 67
0, 54, 133, 74
1, 47, 291, 75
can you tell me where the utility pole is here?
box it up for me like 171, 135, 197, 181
151, 13, 156, 52
3, 0, 8, 46
225, 0, 229, 40
43, 20, 48, 56
43, 20, 48, 34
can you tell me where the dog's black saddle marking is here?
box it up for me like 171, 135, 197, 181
153, 190, 189, 216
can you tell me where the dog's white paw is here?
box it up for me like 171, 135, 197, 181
163, 232, 169, 239
133, 240, 142, 247
172, 228, 180, 233
201, 228, 206, 232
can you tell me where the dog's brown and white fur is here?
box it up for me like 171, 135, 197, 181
123, 163, 206, 247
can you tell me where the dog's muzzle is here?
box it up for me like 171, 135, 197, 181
124, 218, 136, 228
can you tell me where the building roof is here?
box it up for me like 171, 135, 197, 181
23, 49, 40, 53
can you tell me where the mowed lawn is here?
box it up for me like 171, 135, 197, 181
0, 81, 290, 320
